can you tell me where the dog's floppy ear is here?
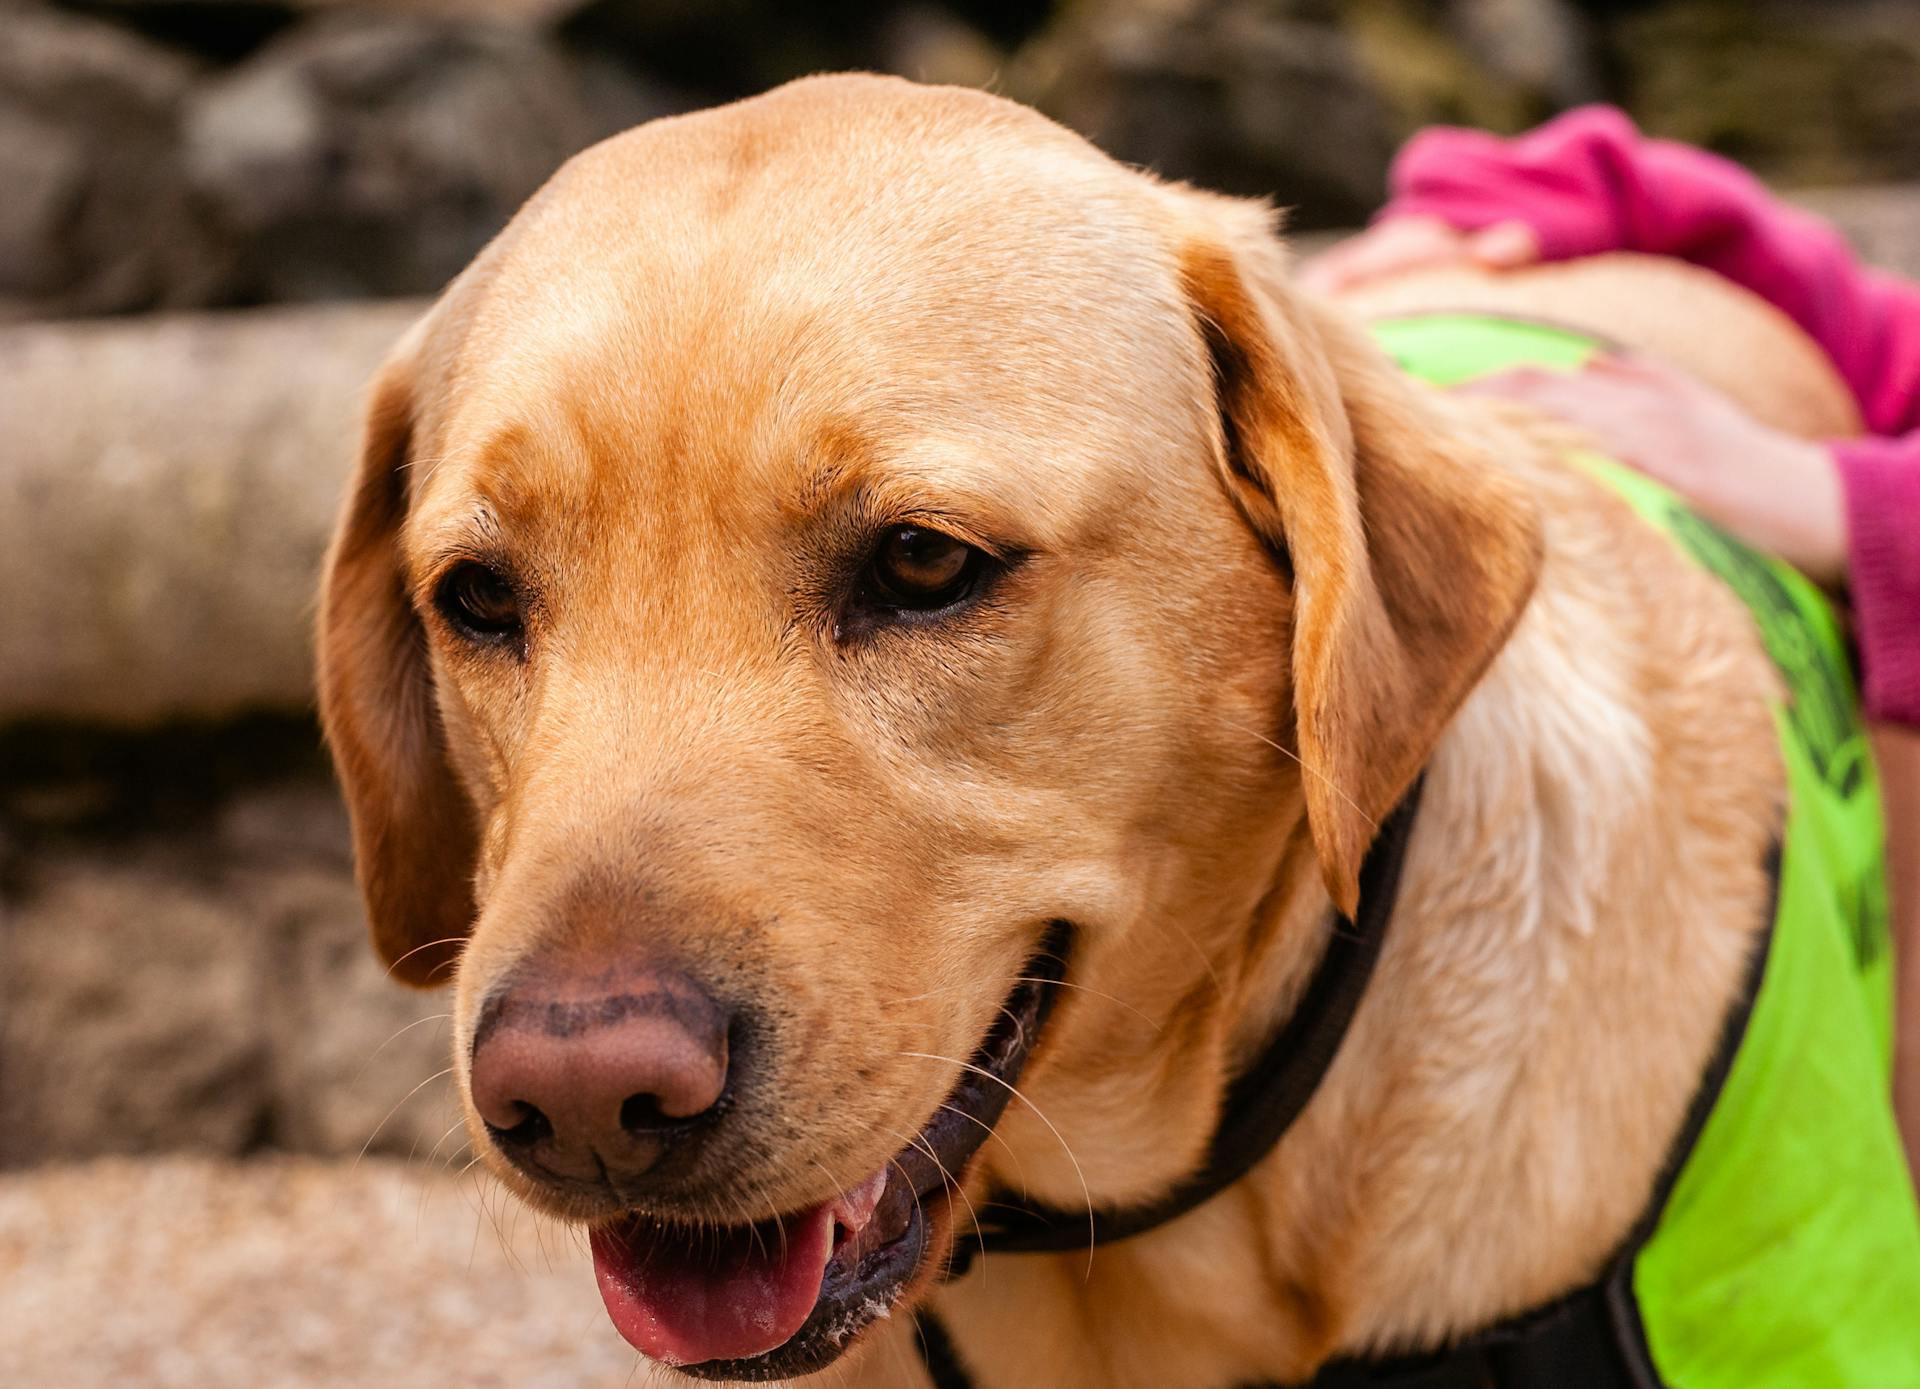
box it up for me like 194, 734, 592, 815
1174, 194, 1543, 915
317, 329, 477, 987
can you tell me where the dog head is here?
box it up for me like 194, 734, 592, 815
317, 75, 1539, 1379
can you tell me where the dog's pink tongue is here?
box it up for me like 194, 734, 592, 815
588, 1172, 888, 1367
590, 1207, 832, 1366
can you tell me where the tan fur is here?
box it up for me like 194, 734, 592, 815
317, 76, 1787, 1386
318, 320, 478, 987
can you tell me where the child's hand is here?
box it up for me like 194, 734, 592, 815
1298, 215, 1541, 294
1464, 354, 1848, 586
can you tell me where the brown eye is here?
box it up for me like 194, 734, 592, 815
869, 527, 979, 608
435, 562, 523, 644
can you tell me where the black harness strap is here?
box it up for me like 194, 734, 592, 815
942, 775, 1428, 1275
914, 1309, 979, 1389
1302, 1279, 1642, 1389
913, 808, 1783, 1389
1293, 840, 1779, 1389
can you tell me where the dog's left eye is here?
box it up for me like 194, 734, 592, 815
435, 562, 523, 645
865, 527, 983, 611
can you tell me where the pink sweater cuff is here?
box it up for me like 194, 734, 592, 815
1835, 438, 1920, 727
1380, 108, 1644, 262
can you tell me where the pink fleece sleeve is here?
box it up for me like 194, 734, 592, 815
1837, 440, 1920, 726
1384, 106, 1920, 726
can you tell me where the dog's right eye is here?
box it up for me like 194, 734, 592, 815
868, 527, 980, 608
435, 562, 523, 645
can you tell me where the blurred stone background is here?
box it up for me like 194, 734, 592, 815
12, 0, 1920, 323
4, 1, 1920, 1381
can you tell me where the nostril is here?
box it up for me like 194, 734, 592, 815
487, 1100, 553, 1149
469, 965, 738, 1185
620, 1091, 690, 1134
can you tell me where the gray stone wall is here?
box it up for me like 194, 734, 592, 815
10, 0, 1920, 319
9, 6, 1917, 1378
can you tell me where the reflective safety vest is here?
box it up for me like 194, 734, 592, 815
1346, 313, 1920, 1389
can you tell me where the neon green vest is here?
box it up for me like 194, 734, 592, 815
1371, 314, 1920, 1387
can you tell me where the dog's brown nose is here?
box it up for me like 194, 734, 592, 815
468, 965, 732, 1189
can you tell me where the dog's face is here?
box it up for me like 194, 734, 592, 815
319, 76, 1539, 1379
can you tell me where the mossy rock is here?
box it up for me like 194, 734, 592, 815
1615, 0, 1920, 186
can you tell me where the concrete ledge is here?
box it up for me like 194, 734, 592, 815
0, 1155, 648, 1388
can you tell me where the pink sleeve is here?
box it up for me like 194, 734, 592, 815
1385, 106, 1920, 727
1837, 439, 1920, 727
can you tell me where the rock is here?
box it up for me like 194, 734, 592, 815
877, 4, 1008, 89
1013, 0, 1401, 223
182, 13, 670, 303
1612, 0, 1920, 188
0, 5, 688, 316
87, 0, 581, 20
0, 1156, 643, 1389
1012, 0, 1600, 225
1792, 184, 1920, 282
0, 777, 453, 1167
216, 781, 462, 1160
0, 6, 230, 318
560, 0, 883, 98
0, 855, 273, 1163
1446, 0, 1601, 111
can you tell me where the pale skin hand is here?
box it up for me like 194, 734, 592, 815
1296, 214, 1542, 294
1305, 216, 1848, 579
1461, 355, 1850, 586
1311, 214, 1918, 1183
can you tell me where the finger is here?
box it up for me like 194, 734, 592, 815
1454, 370, 1636, 436
1584, 352, 1728, 409
1454, 366, 1571, 402
1299, 216, 1459, 292
1465, 220, 1541, 269
1465, 361, 1668, 413
1456, 371, 1659, 467
1295, 249, 1360, 293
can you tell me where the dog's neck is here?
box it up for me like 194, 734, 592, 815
1209, 442, 1781, 1361
933, 414, 1784, 1389
1238, 563, 1655, 1059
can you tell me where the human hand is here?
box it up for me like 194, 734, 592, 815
1297, 215, 1542, 295
1463, 354, 1848, 586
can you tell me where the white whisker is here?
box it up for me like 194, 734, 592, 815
351, 1011, 451, 1083
1222, 717, 1377, 830
897, 1051, 1096, 1277
353, 1065, 454, 1170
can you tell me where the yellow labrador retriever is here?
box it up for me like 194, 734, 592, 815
317, 75, 1888, 1386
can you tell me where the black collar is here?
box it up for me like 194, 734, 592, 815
944, 774, 1427, 1277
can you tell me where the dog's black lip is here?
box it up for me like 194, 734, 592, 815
669, 924, 1071, 1383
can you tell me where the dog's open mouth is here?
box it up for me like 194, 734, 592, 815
587, 929, 1068, 1381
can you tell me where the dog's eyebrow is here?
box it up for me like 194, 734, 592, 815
789, 417, 891, 516
406, 501, 512, 584
787, 425, 1049, 556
